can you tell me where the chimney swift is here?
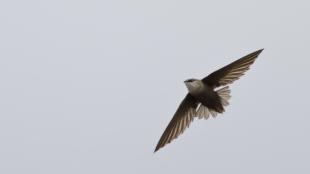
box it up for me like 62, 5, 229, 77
154, 49, 263, 152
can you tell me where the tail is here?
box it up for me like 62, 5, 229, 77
217, 86, 231, 107
196, 86, 231, 119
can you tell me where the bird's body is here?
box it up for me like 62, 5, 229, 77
185, 79, 224, 113
154, 49, 264, 152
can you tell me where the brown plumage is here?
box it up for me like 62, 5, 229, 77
154, 49, 263, 152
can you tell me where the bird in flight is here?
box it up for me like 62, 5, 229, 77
154, 49, 263, 152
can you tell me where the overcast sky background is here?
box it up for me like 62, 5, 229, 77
0, 0, 309, 173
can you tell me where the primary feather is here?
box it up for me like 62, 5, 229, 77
154, 49, 263, 152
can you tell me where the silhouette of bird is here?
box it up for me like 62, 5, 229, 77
154, 49, 264, 152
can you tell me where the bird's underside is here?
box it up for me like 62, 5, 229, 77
154, 49, 263, 152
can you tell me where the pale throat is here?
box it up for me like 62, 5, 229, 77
185, 80, 205, 95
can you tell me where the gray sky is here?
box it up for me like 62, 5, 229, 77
0, 0, 309, 173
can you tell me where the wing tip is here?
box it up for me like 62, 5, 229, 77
248, 48, 264, 60
256, 48, 264, 55
154, 145, 161, 153
154, 138, 165, 153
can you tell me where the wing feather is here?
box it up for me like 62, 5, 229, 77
154, 94, 198, 152
202, 49, 263, 88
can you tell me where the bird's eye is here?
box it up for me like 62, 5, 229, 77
186, 79, 194, 82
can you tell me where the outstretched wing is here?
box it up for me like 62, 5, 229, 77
202, 49, 263, 88
154, 94, 198, 152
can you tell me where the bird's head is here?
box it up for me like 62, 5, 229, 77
184, 78, 198, 83
184, 78, 203, 93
